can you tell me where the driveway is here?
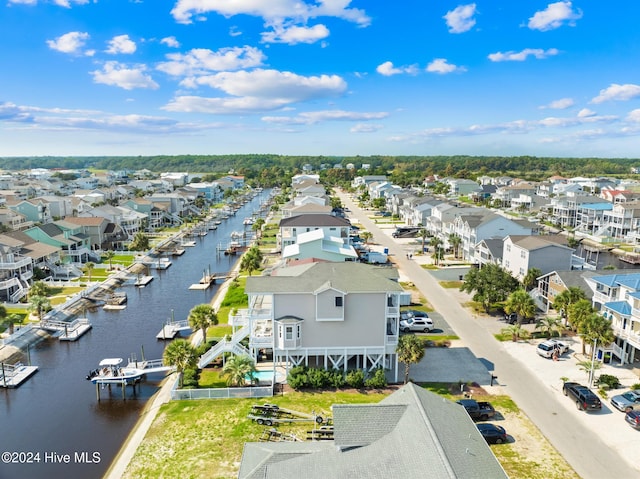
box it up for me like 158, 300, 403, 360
339, 190, 640, 479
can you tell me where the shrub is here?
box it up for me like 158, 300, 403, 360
182, 368, 200, 389
597, 374, 620, 389
307, 368, 330, 389
631, 383, 640, 391
328, 369, 346, 389
364, 368, 387, 389
195, 339, 217, 357
345, 369, 365, 389
287, 366, 309, 390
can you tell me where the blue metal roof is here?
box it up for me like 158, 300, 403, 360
604, 301, 632, 315
592, 273, 640, 290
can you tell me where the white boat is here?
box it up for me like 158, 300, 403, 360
85, 357, 172, 384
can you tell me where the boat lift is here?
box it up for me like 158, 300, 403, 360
247, 403, 330, 427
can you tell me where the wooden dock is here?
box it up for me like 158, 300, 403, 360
40, 318, 93, 342
189, 272, 231, 290
135, 275, 154, 287
156, 320, 191, 339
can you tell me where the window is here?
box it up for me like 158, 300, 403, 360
296, 324, 301, 339
335, 296, 343, 307
285, 325, 293, 341
520, 250, 526, 258
506, 244, 511, 252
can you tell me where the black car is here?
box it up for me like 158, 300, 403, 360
477, 423, 507, 444
563, 381, 602, 412
625, 410, 640, 430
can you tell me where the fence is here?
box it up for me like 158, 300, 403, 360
170, 376, 273, 401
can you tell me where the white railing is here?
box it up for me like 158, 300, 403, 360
171, 386, 273, 400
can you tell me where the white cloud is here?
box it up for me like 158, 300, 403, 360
157, 46, 265, 77
541, 98, 574, 109
426, 58, 466, 74
106, 35, 137, 55
91, 62, 159, 90
626, 109, 640, 123
46, 31, 90, 54
528, 1, 582, 31
591, 83, 640, 104
443, 4, 477, 34
185, 69, 347, 101
170, 0, 371, 27
0, 102, 34, 122
261, 23, 330, 44
164, 69, 347, 114
488, 48, 559, 62
577, 108, 596, 118
262, 110, 388, 125
160, 36, 181, 48
350, 123, 383, 133
376, 61, 418, 76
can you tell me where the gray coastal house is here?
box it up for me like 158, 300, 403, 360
198, 262, 406, 381
238, 382, 508, 479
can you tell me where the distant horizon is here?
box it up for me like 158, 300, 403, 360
2, 2, 640, 157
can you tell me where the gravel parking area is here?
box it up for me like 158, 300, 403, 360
501, 337, 640, 472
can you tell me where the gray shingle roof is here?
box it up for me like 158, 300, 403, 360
279, 214, 351, 227
246, 262, 403, 294
237, 383, 508, 479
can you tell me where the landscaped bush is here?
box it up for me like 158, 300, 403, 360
287, 366, 309, 390
630, 383, 640, 391
364, 368, 388, 389
182, 368, 200, 389
345, 369, 365, 389
195, 339, 217, 357
596, 374, 621, 389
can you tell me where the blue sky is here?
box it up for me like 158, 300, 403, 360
1, 1, 640, 158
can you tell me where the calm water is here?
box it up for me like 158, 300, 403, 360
0, 192, 268, 479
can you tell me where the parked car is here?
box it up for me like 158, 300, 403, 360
504, 312, 535, 324
536, 339, 570, 359
400, 310, 429, 321
625, 410, 640, 430
611, 390, 640, 412
563, 381, 602, 412
399, 317, 434, 333
457, 399, 496, 421
476, 423, 508, 444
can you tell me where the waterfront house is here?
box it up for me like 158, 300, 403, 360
233, 262, 405, 381
238, 382, 508, 479
281, 229, 358, 264
501, 235, 573, 281
278, 214, 351, 250
536, 270, 596, 313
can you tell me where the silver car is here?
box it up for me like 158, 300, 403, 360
399, 317, 434, 333
611, 390, 640, 412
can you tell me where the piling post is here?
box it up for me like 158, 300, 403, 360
96, 382, 100, 401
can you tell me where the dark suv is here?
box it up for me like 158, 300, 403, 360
563, 382, 602, 412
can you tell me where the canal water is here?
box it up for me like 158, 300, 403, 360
0, 192, 269, 479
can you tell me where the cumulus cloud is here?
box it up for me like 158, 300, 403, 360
170, 0, 371, 27
105, 35, 136, 54
577, 108, 596, 118
163, 69, 347, 114
627, 109, 640, 123
591, 83, 640, 104
350, 123, 383, 133
261, 23, 330, 44
426, 58, 466, 74
528, 1, 582, 31
46, 31, 91, 54
91, 62, 159, 90
488, 48, 559, 62
262, 110, 388, 125
376, 61, 418, 76
541, 98, 574, 109
160, 36, 181, 48
157, 46, 265, 77
0, 102, 34, 122
443, 4, 477, 33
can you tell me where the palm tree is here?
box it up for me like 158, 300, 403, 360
419, 229, 428, 254
522, 268, 542, 291
103, 250, 115, 270
252, 218, 265, 239
504, 289, 536, 324
429, 237, 443, 265
535, 316, 563, 339
567, 299, 594, 332
188, 303, 218, 343
84, 261, 95, 282
396, 334, 425, 384
222, 355, 257, 387
28, 295, 51, 322
360, 231, 373, 244
163, 339, 197, 387
0, 305, 6, 333
578, 313, 615, 356
28, 280, 50, 299
240, 246, 263, 276
448, 233, 462, 259
501, 323, 525, 342
552, 287, 586, 319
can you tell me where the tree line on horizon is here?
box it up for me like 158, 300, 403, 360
1, 154, 639, 188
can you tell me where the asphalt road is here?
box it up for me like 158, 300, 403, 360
339, 191, 638, 479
